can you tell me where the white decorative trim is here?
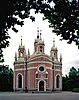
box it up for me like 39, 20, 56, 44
35, 71, 38, 74
38, 80, 46, 91
46, 71, 48, 74
14, 63, 26, 66
38, 64, 46, 72
15, 68, 26, 71
46, 67, 52, 70
24, 64, 26, 89
50, 69, 53, 89
13, 72, 15, 90
55, 69, 61, 71
16, 73, 23, 89
27, 61, 52, 65
36, 78, 48, 80
27, 67, 52, 70
54, 64, 62, 67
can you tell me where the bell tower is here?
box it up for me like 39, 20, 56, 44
34, 28, 45, 53
14, 36, 27, 92
18, 36, 26, 62
50, 38, 58, 61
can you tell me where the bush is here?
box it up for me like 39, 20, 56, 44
72, 88, 79, 92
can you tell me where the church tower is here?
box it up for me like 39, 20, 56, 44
34, 28, 45, 53
13, 37, 27, 91
50, 38, 62, 91
50, 38, 58, 61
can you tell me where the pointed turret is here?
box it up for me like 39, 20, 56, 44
19, 36, 25, 49
50, 38, 58, 61
34, 28, 45, 53
37, 27, 39, 39
15, 52, 17, 62
40, 30, 42, 40
53, 38, 55, 47
21, 36, 22, 45
60, 53, 62, 63
28, 49, 30, 59
18, 36, 26, 62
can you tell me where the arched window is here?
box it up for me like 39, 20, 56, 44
18, 74, 22, 88
56, 75, 60, 88
36, 74, 38, 78
40, 46, 42, 52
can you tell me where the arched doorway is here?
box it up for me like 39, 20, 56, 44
39, 81, 44, 91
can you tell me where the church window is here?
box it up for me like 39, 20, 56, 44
36, 74, 38, 78
56, 75, 60, 88
46, 74, 47, 78
40, 46, 42, 49
18, 74, 22, 88
40, 46, 42, 52
40, 50, 42, 52
39, 66, 44, 72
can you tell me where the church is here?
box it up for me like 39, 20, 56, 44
13, 29, 62, 92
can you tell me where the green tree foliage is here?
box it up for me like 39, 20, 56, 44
0, 0, 36, 62
62, 67, 79, 91
0, 65, 13, 91
43, 0, 79, 47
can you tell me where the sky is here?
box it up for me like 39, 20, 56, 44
1, 12, 79, 76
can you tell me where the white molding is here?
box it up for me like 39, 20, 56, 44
54, 64, 62, 67
38, 64, 46, 72
13, 72, 15, 90
15, 66, 52, 71
14, 63, 26, 66
24, 64, 26, 88
55, 69, 61, 71
15, 68, 26, 71
27, 61, 52, 65
36, 78, 48, 80
46, 67, 52, 70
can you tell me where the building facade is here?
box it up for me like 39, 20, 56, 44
13, 30, 62, 92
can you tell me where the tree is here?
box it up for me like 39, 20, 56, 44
0, 0, 36, 62
62, 75, 69, 91
43, 0, 79, 47
0, 65, 13, 91
62, 67, 79, 91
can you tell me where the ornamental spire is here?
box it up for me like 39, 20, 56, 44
40, 30, 42, 39
15, 52, 17, 61
53, 38, 55, 47
60, 53, 62, 63
37, 27, 39, 39
21, 36, 22, 46
28, 49, 30, 58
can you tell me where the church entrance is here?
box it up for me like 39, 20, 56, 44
39, 81, 44, 91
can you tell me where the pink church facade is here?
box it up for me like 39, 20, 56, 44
13, 30, 62, 92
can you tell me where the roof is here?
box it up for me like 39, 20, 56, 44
27, 52, 52, 62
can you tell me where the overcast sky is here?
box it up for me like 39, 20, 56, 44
2, 12, 79, 76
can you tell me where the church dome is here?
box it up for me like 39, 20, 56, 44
28, 53, 52, 63
51, 46, 57, 51
37, 39, 44, 45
